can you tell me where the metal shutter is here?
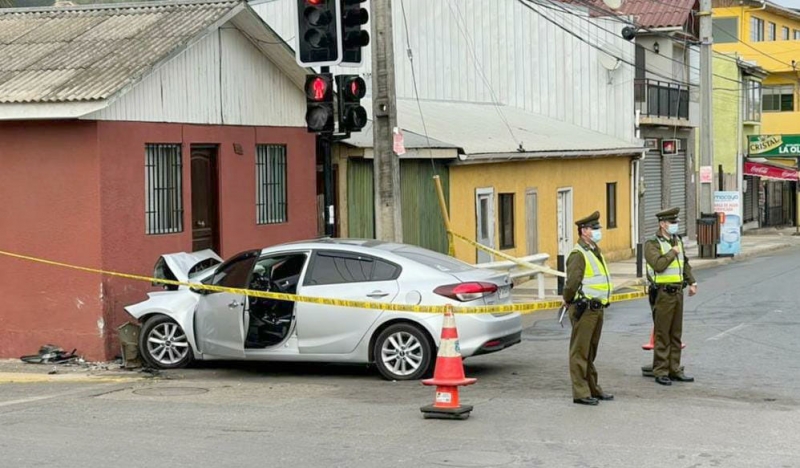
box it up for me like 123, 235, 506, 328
743, 175, 756, 222
669, 151, 688, 235
642, 150, 663, 236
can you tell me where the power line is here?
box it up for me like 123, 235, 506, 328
569, 0, 795, 69
446, 0, 523, 149
518, 0, 697, 87
538, 0, 751, 87
399, 0, 439, 168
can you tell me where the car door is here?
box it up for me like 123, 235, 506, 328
194, 250, 258, 358
296, 250, 401, 355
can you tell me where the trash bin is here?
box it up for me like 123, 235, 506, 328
696, 212, 721, 259
117, 322, 142, 369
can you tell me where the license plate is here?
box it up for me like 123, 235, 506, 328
498, 286, 510, 300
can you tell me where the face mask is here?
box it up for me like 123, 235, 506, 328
591, 229, 602, 243
667, 223, 679, 235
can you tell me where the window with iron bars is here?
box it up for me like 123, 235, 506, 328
256, 145, 288, 225
145, 144, 184, 235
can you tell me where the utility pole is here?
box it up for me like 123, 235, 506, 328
371, 0, 402, 242
699, 0, 714, 214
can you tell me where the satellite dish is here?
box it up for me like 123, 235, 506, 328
602, 0, 623, 10
599, 43, 622, 71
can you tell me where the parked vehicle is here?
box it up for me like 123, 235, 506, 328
125, 239, 522, 381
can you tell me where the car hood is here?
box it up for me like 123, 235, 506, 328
154, 249, 223, 283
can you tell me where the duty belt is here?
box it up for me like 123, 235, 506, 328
655, 284, 682, 294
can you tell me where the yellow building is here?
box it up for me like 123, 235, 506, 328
714, 1, 800, 132
712, 0, 800, 227
449, 156, 637, 265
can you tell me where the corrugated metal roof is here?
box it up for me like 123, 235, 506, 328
345, 120, 459, 151
0, 0, 241, 103
562, 0, 696, 29
355, 98, 643, 157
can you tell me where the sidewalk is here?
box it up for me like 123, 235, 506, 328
513, 227, 800, 301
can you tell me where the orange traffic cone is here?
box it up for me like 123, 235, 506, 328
420, 304, 477, 420
642, 327, 686, 350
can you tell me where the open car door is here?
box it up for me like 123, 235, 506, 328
193, 251, 258, 358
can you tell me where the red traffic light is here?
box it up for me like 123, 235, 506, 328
343, 76, 366, 100
306, 0, 324, 5
306, 76, 330, 101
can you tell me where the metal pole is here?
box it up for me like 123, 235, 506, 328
699, 0, 714, 214
320, 66, 334, 238
371, 0, 402, 242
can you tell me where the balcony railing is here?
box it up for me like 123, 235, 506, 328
634, 79, 690, 120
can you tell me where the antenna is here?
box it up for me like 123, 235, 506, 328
599, 43, 622, 84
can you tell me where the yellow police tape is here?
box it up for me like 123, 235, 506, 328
448, 231, 566, 278
0, 249, 646, 315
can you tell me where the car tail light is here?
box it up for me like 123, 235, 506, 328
434, 282, 498, 302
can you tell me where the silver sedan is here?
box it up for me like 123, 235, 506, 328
124, 239, 522, 381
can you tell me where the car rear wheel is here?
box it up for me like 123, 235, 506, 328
139, 315, 194, 369
374, 323, 433, 381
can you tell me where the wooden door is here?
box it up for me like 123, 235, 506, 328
191, 146, 219, 252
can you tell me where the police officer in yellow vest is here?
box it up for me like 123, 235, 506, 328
645, 207, 698, 386
563, 211, 614, 406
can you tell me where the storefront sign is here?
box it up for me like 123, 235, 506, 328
748, 134, 800, 157
743, 161, 799, 181
714, 191, 741, 256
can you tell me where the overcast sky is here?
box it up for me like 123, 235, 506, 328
772, 0, 800, 9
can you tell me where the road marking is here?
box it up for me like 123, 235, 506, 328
707, 323, 748, 341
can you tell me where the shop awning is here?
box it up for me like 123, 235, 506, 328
744, 160, 799, 181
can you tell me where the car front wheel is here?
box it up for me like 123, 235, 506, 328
139, 315, 194, 369
374, 323, 433, 381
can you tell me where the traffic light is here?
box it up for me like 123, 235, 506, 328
296, 0, 342, 67
305, 73, 334, 133
336, 74, 367, 132
339, 0, 369, 66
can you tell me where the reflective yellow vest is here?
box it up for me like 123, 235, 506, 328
573, 244, 612, 305
647, 237, 684, 284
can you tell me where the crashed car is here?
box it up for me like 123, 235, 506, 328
125, 239, 522, 381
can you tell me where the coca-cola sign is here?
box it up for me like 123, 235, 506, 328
744, 161, 799, 181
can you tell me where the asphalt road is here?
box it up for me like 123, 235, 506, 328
1, 247, 799, 467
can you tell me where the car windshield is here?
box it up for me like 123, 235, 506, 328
392, 246, 473, 273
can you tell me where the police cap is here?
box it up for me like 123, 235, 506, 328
656, 207, 680, 222
575, 211, 601, 229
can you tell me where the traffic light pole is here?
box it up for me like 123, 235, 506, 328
320, 66, 335, 238
371, 0, 402, 242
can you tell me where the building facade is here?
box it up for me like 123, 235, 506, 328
0, 1, 316, 360
713, 0, 800, 228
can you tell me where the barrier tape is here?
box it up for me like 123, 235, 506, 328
448, 231, 566, 278
0, 249, 646, 315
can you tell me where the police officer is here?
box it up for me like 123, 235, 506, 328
644, 207, 698, 386
563, 211, 614, 406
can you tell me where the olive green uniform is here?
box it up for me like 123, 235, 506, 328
564, 239, 608, 400
645, 232, 695, 379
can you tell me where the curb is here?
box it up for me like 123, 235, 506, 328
0, 372, 142, 384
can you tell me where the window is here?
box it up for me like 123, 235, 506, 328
145, 144, 183, 235
256, 144, 287, 224
713, 18, 738, 43
743, 79, 762, 122
768, 22, 776, 41
499, 193, 515, 249
305, 252, 400, 286
783, 26, 790, 40
795, 29, 800, 40
606, 183, 617, 229
763, 85, 794, 112
210, 251, 259, 288
751, 17, 764, 42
